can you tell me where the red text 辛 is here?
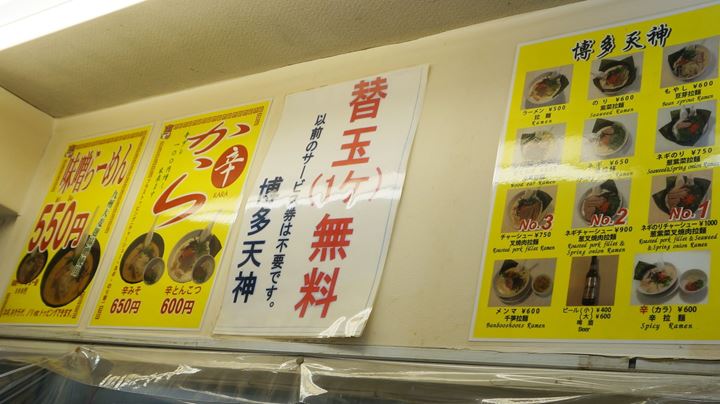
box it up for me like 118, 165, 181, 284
212, 145, 248, 188
152, 121, 252, 228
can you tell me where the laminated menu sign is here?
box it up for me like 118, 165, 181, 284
90, 102, 269, 328
0, 128, 149, 325
214, 66, 427, 336
472, 5, 720, 341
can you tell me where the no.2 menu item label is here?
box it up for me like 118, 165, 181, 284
90, 102, 269, 329
0, 128, 149, 325
472, 5, 720, 341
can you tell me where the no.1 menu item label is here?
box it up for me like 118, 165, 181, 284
0, 128, 149, 325
90, 102, 269, 329
471, 5, 720, 341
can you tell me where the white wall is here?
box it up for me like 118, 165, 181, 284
1, 0, 718, 361
0, 87, 53, 213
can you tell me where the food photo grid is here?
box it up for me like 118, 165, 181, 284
473, 6, 720, 341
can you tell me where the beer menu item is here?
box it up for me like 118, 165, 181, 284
581, 256, 600, 306
472, 5, 720, 341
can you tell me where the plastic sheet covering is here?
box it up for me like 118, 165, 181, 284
0, 344, 300, 403
1, 342, 720, 403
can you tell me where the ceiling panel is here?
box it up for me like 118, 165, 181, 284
0, 0, 579, 117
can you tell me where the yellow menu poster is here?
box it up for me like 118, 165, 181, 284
91, 102, 269, 328
0, 128, 149, 325
472, 5, 720, 341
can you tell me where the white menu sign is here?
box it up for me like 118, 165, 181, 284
214, 66, 428, 336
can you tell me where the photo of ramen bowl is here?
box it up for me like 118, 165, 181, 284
507, 189, 553, 230
520, 130, 556, 163
652, 175, 711, 217
16, 249, 48, 284
40, 240, 100, 308
637, 263, 678, 296
665, 182, 707, 213
578, 180, 623, 225
526, 72, 569, 106
493, 262, 531, 301
591, 120, 628, 157
119, 232, 165, 284
593, 56, 637, 94
168, 230, 222, 283
658, 107, 712, 147
669, 44, 712, 81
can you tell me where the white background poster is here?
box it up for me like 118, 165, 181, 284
214, 66, 428, 336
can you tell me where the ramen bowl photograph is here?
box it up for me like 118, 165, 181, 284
487, 258, 556, 307
661, 36, 719, 87
522, 64, 573, 109
588, 53, 642, 99
501, 186, 556, 233
513, 123, 565, 166
580, 113, 637, 162
631, 251, 710, 305
40, 240, 101, 308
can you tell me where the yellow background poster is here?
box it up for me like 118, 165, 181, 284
0, 128, 149, 325
91, 102, 269, 328
473, 5, 720, 341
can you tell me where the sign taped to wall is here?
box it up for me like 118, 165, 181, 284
214, 66, 427, 336
0, 127, 149, 325
90, 102, 269, 329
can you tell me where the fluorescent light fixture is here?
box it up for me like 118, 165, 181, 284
0, 0, 144, 51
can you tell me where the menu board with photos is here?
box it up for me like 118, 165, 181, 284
0, 128, 149, 325
472, 5, 720, 341
90, 102, 269, 329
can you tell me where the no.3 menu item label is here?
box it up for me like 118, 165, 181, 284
472, 5, 720, 341
0, 128, 149, 325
